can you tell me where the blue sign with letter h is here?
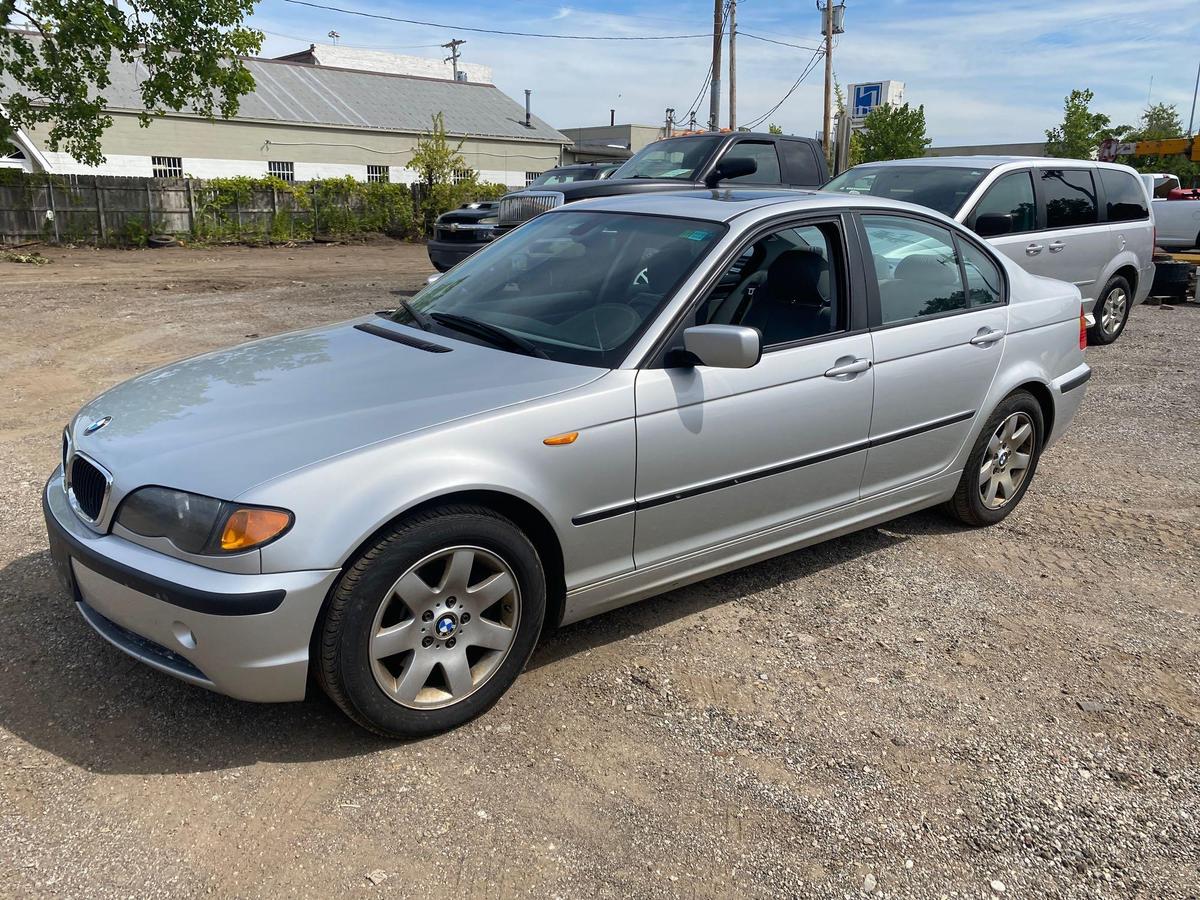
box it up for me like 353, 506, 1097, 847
853, 83, 882, 117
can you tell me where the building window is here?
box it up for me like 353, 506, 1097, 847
367, 165, 390, 183
525, 171, 542, 186
268, 161, 295, 183
452, 168, 474, 185
152, 156, 183, 178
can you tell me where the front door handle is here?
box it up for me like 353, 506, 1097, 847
969, 327, 1006, 346
1025, 243, 1044, 256
1048, 240, 1065, 254
824, 357, 872, 377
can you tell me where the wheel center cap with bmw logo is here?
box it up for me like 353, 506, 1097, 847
434, 613, 458, 640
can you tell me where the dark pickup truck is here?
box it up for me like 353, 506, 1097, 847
428, 132, 828, 269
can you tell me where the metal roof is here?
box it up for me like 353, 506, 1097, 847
10, 52, 568, 144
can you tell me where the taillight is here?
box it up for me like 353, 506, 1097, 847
1079, 306, 1087, 349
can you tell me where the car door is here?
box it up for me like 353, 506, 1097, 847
857, 212, 1008, 496
633, 215, 873, 568
1026, 166, 1110, 302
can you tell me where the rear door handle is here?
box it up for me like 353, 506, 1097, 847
1048, 240, 1065, 253
824, 357, 872, 377
969, 328, 1006, 346
1025, 243, 1044, 256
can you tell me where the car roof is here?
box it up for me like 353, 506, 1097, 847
552, 188, 958, 224
848, 156, 1026, 170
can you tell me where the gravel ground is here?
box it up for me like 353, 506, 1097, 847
0, 242, 1197, 899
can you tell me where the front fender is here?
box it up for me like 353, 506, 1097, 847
248, 371, 638, 593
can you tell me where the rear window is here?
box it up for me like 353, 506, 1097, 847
1041, 169, 1098, 228
1099, 168, 1149, 222
823, 165, 990, 216
781, 140, 823, 185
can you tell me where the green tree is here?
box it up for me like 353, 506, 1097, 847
767, 123, 783, 135
1044, 89, 1117, 159
407, 112, 468, 188
1117, 102, 1199, 182
857, 102, 931, 163
1, 0, 262, 166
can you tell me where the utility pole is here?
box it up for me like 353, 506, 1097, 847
708, 0, 724, 130
821, 1, 833, 167
442, 39, 465, 81
664, 108, 675, 138
728, 0, 737, 130
1189, 59, 1199, 136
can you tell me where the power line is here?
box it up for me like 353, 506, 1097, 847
280, 0, 711, 40
739, 32, 822, 52
742, 46, 824, 130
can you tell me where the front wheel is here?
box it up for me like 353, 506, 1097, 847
944, 391, 1043, 527
1088, 276, 1132, 345
318, 505, 546, 738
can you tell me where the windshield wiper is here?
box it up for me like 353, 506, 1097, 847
395, 298, 432, 331
429, 312, 549, 359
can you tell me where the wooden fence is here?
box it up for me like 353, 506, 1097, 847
0, 174, 418, 245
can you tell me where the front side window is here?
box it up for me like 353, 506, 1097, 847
971, 170, 1036, 233
1099, 168, 1149, 222
824, 165, 991, 216
1040, 169, 1097, 228
610, 135, 723, 181
720, 141, 782, 184
862, 215, 967, 324
391, 211, 724, 367
268, 160, 295, 183
697, 221, 843, 346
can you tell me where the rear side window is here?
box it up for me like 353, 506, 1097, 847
971, 171, 1036, 233
1099, 169, 1149, 221
862, 215, 967, 324
1041, 169, 1098, 228
959, 241, 1003, 307
781, 140, 822, 185
722, 142, 782, 184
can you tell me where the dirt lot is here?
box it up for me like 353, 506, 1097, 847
1, 242, 1197, 899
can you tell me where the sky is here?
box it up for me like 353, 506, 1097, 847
248, 0, 1200, 146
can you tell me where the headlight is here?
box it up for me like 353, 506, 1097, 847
116, 487, 293, 555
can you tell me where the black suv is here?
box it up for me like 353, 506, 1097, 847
427, 133, 828, 270
496, 132, 828, 232
427, 164, 619, 271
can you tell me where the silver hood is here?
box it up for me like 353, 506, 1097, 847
70, 318, 602, 501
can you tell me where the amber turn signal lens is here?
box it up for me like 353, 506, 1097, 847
543, 431, 579, 446
220, 508, 292, 551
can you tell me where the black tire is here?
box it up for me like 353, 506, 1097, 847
944, 390, 1044, 528
1087, 275, 1132, 345
318, 505, 546, 738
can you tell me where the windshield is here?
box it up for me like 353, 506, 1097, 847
823, 165, 991, 216
611, 135, 723, 181
391, 211, 724, 367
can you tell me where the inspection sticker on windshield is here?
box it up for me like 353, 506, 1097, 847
680, 229, 713, 241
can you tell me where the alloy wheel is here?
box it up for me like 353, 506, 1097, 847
1100, 287, 1128, 337
978, 412, 1035, 510
369, 545, 520, 709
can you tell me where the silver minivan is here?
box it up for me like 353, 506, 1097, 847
825, 157, 1155, 344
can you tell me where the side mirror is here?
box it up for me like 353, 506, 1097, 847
704, 156, 757, 188
682, 324, 761, 368
974, 213, 1014, 237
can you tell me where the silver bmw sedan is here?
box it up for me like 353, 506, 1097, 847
44, 189, 1091, 737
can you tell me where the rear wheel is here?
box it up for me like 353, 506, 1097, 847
1087, 275, 1132, 345
944, 390, 1043, 527
318, 505, 546, 738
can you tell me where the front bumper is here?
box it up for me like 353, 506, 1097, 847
427, 238, 488, 271
43, 471, 339, 702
